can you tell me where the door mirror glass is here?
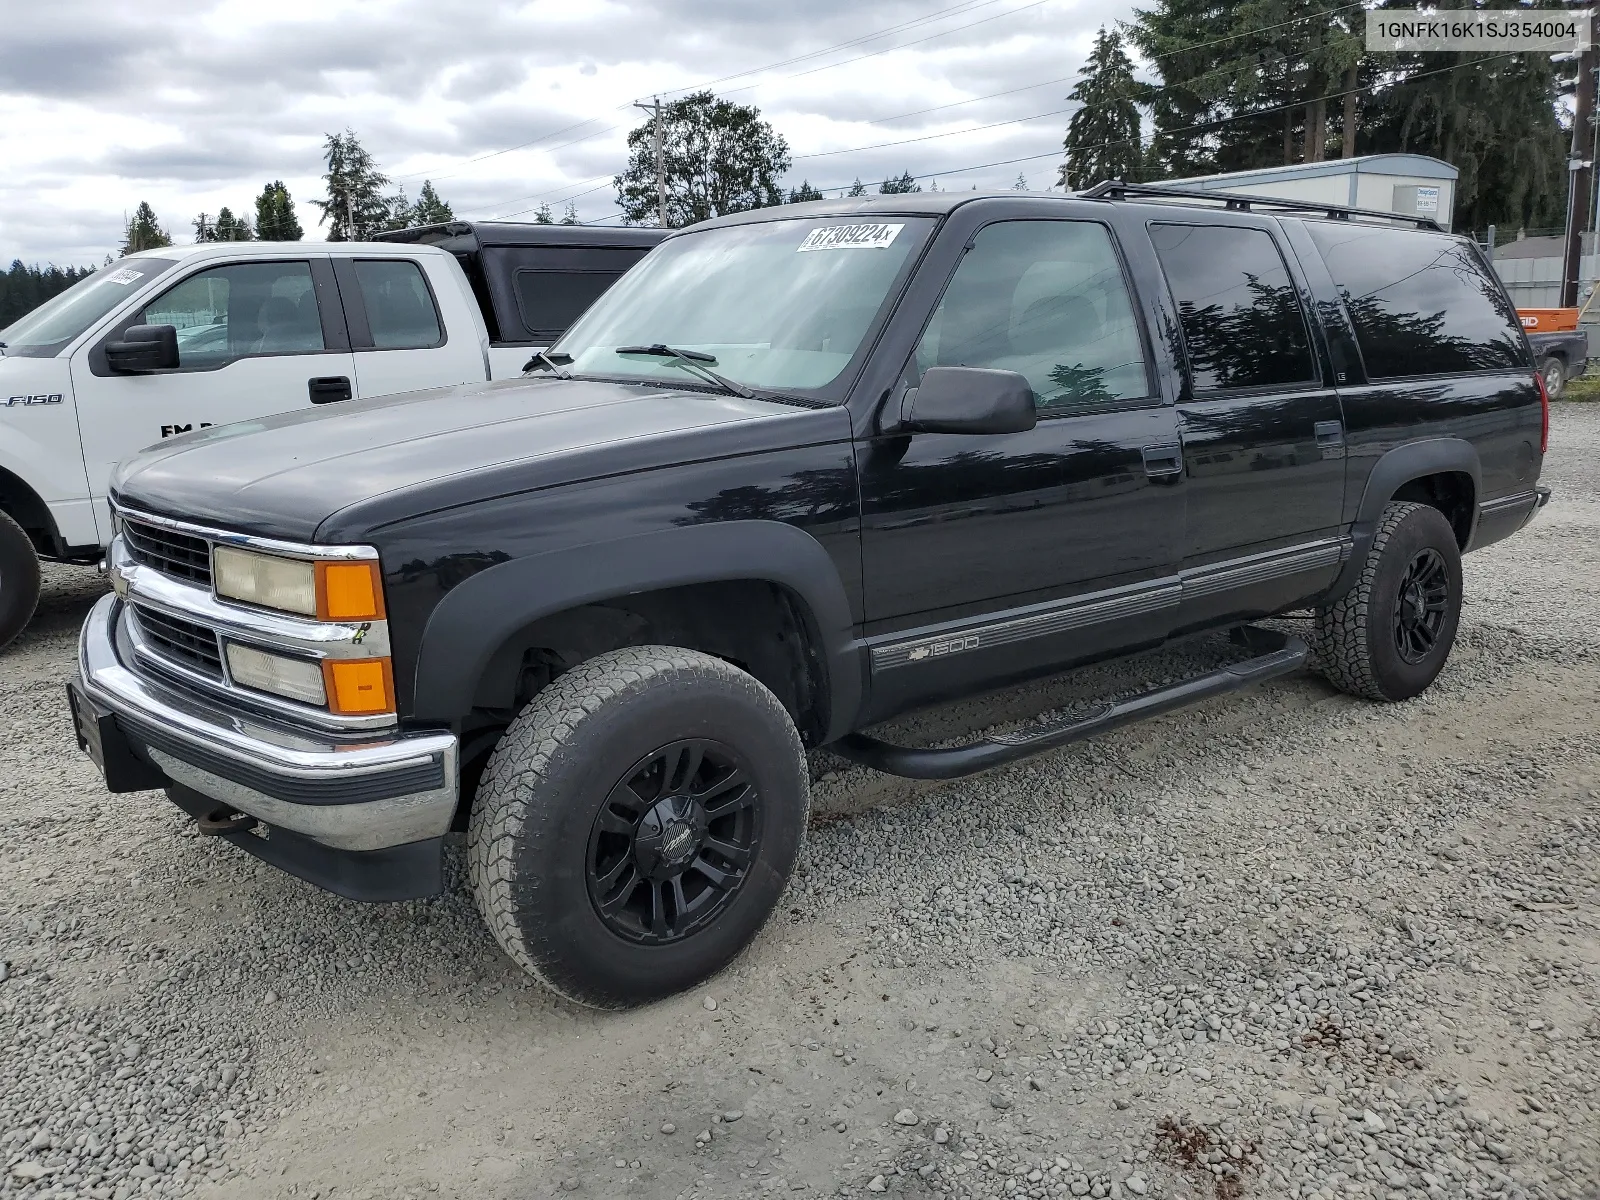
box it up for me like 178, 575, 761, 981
904, 366, 1037, 435
105, 324, 179, 373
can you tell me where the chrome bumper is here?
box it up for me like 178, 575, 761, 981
77, 593, 458, 852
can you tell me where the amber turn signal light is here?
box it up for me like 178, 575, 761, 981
321, 657, 396, 716
315, 560, 386, 622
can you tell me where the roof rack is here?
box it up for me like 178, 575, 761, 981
1080, 180, 1443, 232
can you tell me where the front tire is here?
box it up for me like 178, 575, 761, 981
0, 510, 41, 652
1313, 501, 1463, 701
466, 646, 809, 1008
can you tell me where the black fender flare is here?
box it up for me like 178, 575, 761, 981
409, 520, 864, 743
1325, 437, 1482, 599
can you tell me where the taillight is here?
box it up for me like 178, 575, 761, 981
1534, 369, 1550, 455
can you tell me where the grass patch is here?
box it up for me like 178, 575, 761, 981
1561, 374, 1600, 402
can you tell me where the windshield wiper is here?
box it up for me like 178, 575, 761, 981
523, 349, 573, 378
615, 343, 760, 400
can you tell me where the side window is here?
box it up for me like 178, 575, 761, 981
515, 270, 624, 342
1304, 224, 1526, 378
139, 261, 322, 367
913, 220, 1151, 411
352, 260, 442, 350
1148, 224, 1316, 392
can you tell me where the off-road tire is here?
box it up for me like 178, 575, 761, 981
466, 645, 809, 1009
0, 510, 41, 652
1312, 501, 1462, 701
1539, 356, 1566, 401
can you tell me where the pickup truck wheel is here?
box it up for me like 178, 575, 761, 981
1312, 501, 1462, 702
1539, 356, 1566, 400
466, 645, 808, 1009
0, 510, 41, 652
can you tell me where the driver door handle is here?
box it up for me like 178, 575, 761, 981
309, 376, 352, 405
1142, 443, 1184, 480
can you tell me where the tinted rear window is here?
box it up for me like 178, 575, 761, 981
352, 260, 442, 350
1148, 224, 1316, 392
515, 270, 624, 341
1304, 224, 1526, 379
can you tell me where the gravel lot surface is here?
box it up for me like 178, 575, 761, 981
2, 407, 1596, 1200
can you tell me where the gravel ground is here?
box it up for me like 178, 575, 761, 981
1, 407, 1596, 1200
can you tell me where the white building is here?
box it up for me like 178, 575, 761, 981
1163, 153, 1458, 231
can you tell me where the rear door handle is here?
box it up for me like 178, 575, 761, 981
309, 376, 353, 405
1142, 443, 1184, 479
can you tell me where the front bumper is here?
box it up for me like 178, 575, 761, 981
72, 593, 458, 900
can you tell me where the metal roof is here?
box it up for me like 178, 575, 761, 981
1169, 154, 1458, 189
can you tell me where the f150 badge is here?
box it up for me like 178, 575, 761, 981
5, 393, 63, 407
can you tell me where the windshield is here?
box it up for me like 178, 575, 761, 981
551, 216, 934, 397
0, 258, 177, 357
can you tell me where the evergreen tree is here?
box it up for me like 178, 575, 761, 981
1058, 27, 1147, 190
254, 181, 304, 241
120, 203, 172, 256
1013, 173, 1029, 190
614, 91, 790, 227
195, 207, 253, 242
0, 260, 96, 327
412, 180, 454, 225
846, 178, 868, 197
560, 201, 580, 225
534, 203, 555, 224
314, 130, 391, 240
879, 171, 920, 194
786, 180, 824, 203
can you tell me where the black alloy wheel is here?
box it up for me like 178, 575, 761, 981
1392, 547, 1449, 664
585, 739, 761, 944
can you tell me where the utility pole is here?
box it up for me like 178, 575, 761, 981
633, 98, 667, 227
1561, 13, 1599, 307
345, 193, 356, 243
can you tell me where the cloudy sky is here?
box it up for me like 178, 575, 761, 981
0, 0, 1135, 266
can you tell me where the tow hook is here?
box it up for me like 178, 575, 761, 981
196, 808, 258, 836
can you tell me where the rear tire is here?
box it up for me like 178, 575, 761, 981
0, 510, 41, 652
1313, 502, 1462, 701
1540, 356, 1566, 400
466, 645, 809, 1009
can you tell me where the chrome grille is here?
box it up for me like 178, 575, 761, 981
132, 605, 224, 680
122, 517, 212, 587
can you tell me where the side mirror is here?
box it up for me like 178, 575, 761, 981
106, 324, 179, 373
901, 366, 1037, 435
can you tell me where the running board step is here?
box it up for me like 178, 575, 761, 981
831, 628, 1309, 780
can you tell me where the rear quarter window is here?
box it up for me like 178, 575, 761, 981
1304, 224, 1527, 379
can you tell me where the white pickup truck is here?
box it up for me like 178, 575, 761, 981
0, 222, 666, 647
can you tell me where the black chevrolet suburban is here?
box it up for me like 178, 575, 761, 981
69, 184, 1551, 1008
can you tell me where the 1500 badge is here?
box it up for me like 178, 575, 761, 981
5, 393, 63, 407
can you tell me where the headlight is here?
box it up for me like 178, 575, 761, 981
214, 547, 317, 616
225, 643, 327, 706
213, 548, 385, 622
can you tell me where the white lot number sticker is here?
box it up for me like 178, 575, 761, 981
798, 223, 904, 252
103, 268, 145, 286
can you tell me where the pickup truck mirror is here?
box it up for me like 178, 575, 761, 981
106, 325, 180, 373
902, 366, 1037, 435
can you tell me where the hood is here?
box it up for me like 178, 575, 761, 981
112, 376, 849, 542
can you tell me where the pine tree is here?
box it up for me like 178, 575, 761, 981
879, 171, 920, 194
0, 260, 96, 326
120, 203, 172, 255
314, 130, 391, 241
1013, 173, 1029, 190
412, 181, 453, 225
254, 181, 304, 241
786, 180, 824, 203
194, 207, 253, 242
1058, 27, 1147, 190
534, 204, 555, 224
561, 201, 580, 225
846, 178, 867, 197
614, 91, 790, 226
